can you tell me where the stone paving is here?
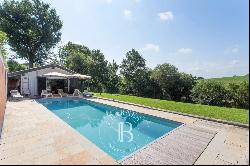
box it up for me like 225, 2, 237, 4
0, 98, 249, 165
89, 98, 249, 165
0, 99, 117, 165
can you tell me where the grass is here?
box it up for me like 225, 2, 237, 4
94, 93, 249, 124
206, 74, 249, 85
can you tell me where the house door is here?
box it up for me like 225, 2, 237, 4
37, 77, 46, 96
21, 76, 30, 95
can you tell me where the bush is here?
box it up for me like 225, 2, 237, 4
151, 63, 196, 101
227, 81, 249, 109
190, 80, 229, 106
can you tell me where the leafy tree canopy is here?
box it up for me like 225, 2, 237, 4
0, 30, 7, 58
106, 60, 120, 93
0, 0, 63, 68
152, 63, 196, 101
120, 49, 151, 96
7, 59, 26, 72
190, 80, 229, 106
60, 42, 109, 92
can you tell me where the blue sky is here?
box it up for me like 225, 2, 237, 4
8, 0, 250, 78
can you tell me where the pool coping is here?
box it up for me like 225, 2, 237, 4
34, 99, 119, 164
81, 97, 216, 164
93, 96, 249, 129
35, 96, 249, 164
36, 96, 185, 161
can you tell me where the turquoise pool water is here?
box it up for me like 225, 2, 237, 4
38, 98, 182, 160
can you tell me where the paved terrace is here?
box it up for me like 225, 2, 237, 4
89, 98, 249, 165
0, 98, 249, 165
0, 99, 117, 165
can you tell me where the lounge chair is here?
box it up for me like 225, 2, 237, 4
41, 90, 53, 98
82, 90, 93, 97
58, 89, 68, 97
10, 90, 23, 100
73, 89, 82, 97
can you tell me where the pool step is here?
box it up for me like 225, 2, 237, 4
119, 123, 217, 165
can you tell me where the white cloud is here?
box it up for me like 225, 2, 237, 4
124, 9, 132, 16
231, 47, 240, 53
177, 48, 193, 54
225, 45, 240, 54
186, 60, 245, 78
106, 0, 112, 4
158, 11, 174, 22
140, 43, 160, 53
230, 60, 240, 65
123, 9, 135, 20
165, 54, 248, 78
134, 0, 141, 3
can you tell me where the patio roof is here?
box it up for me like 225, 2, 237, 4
41, 72, 70, 79
8, 64, 76, 77
71, 73, 92, 80
41, 72, 91, 80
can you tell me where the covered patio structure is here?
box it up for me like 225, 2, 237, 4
7, 64, 91, 97
39, 72, 91, 96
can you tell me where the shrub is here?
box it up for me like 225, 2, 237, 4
152, 63, 196, 101
227, 81, 249, 109
190, 80, 229, 106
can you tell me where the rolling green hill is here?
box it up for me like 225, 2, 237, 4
205, 74, 249, 85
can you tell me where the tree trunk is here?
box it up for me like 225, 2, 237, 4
28, 58, 34, 69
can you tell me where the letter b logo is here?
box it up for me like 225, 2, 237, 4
118, 122, 134, 142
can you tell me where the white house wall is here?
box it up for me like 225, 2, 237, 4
21, 67, 73, 96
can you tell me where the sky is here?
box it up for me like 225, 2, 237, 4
6, 0, 250, 78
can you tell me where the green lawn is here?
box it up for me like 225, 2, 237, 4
205, 75, 249, 85
94, 93, 249, 124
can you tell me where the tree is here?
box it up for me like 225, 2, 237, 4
88, 49, 109, 91
120, 49, 150, 96
7, 59, 26, 72
0, 0, 63, 68
60, 42, 110, 92
151, 63, 180, 100
0, 31, 7, 58
227, 81, 249, 109
178, 73, 197, 101
151, 63, 196, 101
105, 60, 120, 93
190, 80, 229, 106
59, 41, 91, 66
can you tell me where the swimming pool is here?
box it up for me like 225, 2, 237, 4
37, 98, 182, 160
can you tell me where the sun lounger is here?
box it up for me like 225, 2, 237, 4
73, 89, 82, 97
41, 90, 53, 98
57, 89, 68, 97
10, 90, 24, 100
82, 90, 93, 97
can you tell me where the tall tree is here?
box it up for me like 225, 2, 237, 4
0, 31, 7, 58
60, 42, 110, 92
88, 49, 109, 91
152, 63, 196, 101
0, 0, 63, 68
106, 60, 120, 93
151, 63, 180, 100
120, 49, 150, 96
59, 41, 91, 66
60, 42, 91, 73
